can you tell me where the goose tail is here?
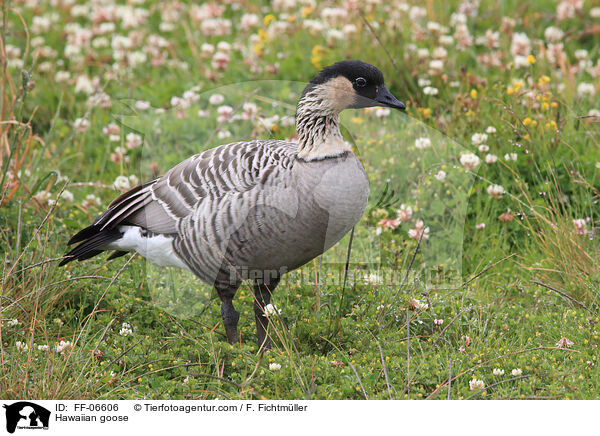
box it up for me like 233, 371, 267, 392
59, 227, 124, 266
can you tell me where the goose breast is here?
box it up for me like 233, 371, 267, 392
222, 151, 369, 273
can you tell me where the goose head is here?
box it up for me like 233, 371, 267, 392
299, 60, 405, 114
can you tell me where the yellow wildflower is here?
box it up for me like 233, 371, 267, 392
263, 14, 275, 26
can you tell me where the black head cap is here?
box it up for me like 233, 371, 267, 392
303, 60, 405, 110
310, 60, 385, 88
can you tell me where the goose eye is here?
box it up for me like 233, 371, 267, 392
355, 77, 367, 88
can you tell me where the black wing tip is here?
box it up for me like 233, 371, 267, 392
67, 225, 98, 245
58, 255, 75, 267
60, 228, 124, 267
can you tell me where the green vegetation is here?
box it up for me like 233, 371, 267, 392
1, 0, 599, 399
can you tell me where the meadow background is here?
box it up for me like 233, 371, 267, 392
1, 0, 599, 400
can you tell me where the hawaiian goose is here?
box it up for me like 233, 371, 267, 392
61, 60, 405, 348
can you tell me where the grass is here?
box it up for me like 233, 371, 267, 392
1, 0, 600, 400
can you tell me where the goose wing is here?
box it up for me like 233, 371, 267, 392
94, 140, 295, 235
63, 140, 298, 265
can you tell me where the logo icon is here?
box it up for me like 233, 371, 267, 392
3, 402, 50, 433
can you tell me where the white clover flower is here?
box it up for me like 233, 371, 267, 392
557, 1, 575, 20
469, 378, 485, 390
423, 86, 439, 96
38, 344, 50, 352
82, 194, 101, 208
486, 184, 505, 199
135, 100, 151, 110
429, 60, 444, 74
113, 175, 131, 191
504, 153, 518, 161
574, 49, 588, 60
217, 105, 234, 122
74, 74, 94, 94
408, 220, 429, 240
434, 318, 444, 326
111, 35, 132, 51
103, 123, 120, 136
242, 102, 258, 120
510, 32, 531, 56
59, 190, 74, 202
415, 137, 432, 149
486, 126, 497, 134
364, 273, 383, 285
471, 133, 488, 145
326, 29, 344, 41
128, 51, 147, 67
418, 78, 431, 87
209, 94, 225, 105
476, 223, 486, 230
577, 82, 596, 97
240, 13, 259, 30
459, 153, 481, 171
125, 133, 143, 149
264, 304, 281, 316
212, 51, 230, 70
434, 170, 446, 181
7, 319, 19, 327
439, 35, 454, 46
55, 340, 73, 354
493, 368, 505, 376
92, 37, 109, 49
485, 154, 498, 164
478, 144, 489, 152
55, 71, 71, 83
16, 341, 28, 352
73, 118, 90, 133
119, 322, 133, 337
427, 21, 441, 33
511, 368, 523, 376
269, 363, 282, 371
343, 24, 357, 34
573, 218, 587, 235
432, 47, 447, 59
396, 204, 413, 222
544, 26, 564, 43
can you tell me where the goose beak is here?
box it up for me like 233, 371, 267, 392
375, 86, 406, 110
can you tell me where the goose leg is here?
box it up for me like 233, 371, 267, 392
215, 275, 241, 344
253, 276, 280, 350
220, 299, 239, 344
